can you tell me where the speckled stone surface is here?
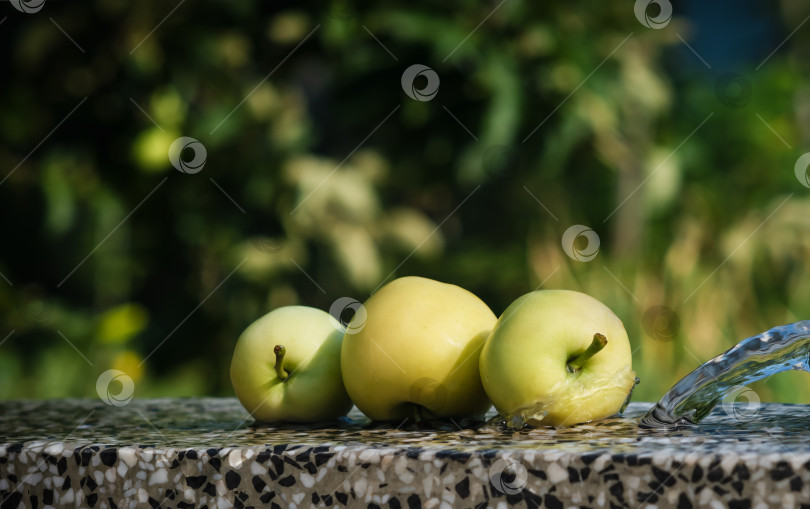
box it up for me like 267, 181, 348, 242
2, 399, 810, 508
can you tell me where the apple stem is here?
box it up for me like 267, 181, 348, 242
273, 345, 289, 381
567, 333, 608, 373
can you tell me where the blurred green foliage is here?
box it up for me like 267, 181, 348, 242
1, 0, 810, 407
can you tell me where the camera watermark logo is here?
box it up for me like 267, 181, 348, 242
642, 305, 680, 341
561, 225, 600, 262
794, 153, 810, 189
168, 136, 207, 174
330, 3, 353, 20
634, 0, 672, 29
482, 145, 519, 179
329, 297, 367, 334
96, 369, 135, 407
16, 286, 54, 325
409, 377, 447, 411
489, 457, 528, 495
250, 237, 286, 253
9, 0, 46, 14
721, 385, 761, 422
715, 73, 752, 109
401, 64, 440, 102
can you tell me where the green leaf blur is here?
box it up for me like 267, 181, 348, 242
1, 0, 809, 406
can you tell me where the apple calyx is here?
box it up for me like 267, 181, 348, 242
273, 344, 289, 381
566, 333, 607, 374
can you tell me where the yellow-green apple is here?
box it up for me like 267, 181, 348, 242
479, 290, 635, 426
230, 306, 352, 423
341, 276, 496, 421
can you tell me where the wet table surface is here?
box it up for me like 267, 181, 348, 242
1, 399, 809, 453
2, 399, 810, 508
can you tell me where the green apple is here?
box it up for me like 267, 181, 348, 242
341, 276, 496, 421
230, 306, 352, 423
479, 290, 636, 426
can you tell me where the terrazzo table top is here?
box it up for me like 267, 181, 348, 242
2, 398, 810, 508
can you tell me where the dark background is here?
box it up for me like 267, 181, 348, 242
1, 0, 809, 403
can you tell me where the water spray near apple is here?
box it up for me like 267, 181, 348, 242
480, 289, 636, 427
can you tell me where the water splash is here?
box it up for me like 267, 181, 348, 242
620, 377, 640, 414
488, 369, 638, 429
641, 321, 810, 427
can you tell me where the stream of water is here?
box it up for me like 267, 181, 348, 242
641, 321, 810, 427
